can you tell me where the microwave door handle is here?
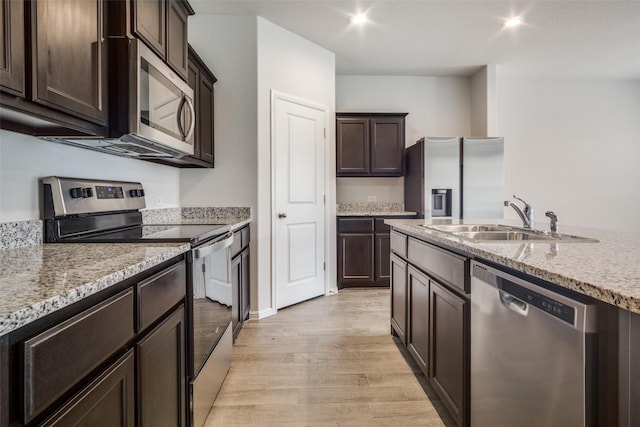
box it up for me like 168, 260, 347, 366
183, 96, 196, 141
176, 95, 187, 139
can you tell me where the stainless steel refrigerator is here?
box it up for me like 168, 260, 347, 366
404, 136, 504, 220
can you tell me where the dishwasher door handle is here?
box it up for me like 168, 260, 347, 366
499, 290, 529, 316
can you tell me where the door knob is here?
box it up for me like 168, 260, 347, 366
278, 212, 287, 218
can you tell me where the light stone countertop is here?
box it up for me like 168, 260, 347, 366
386, 218, 640, 313
0, 210, 252, 337
337, 202, 416, 217
337, 211, 418, 217
0, 242, 189, 337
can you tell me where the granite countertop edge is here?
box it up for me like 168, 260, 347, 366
385, 219, 640, 314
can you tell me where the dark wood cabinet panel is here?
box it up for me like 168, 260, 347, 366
22, 289, 134, 424
429, 280, 468, 427
231, 254, 242, 339
32, 0, 108, 124
42, 350, 135, 427
336, 117, 369, 175
198, 70, 215, 164
133, 0, 166, 59
370, 117, 405, 175
375, 233, 391, 282
407, 266, 429, 375
137, 262, 186, 332
0, 0, 25, 96
137, 306, 186, 427
338, 233, 374, 285
241, 249, 250, 322
167, 0, 189, 80
187, 57, 200, 158
390, 253, 408, 344
336, 113, 407, 177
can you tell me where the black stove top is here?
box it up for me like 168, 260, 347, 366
64, 224, 231, 246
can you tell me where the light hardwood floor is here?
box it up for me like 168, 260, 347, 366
204, 288, 456, 426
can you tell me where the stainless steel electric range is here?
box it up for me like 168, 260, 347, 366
42, 176, 233, 427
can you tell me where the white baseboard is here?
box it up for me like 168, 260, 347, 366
249, 307, 276, 320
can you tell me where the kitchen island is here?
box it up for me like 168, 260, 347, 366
386, 218, 640, 427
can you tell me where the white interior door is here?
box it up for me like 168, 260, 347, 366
273, 94, 326, 310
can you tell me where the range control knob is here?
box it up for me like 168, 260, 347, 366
69, 188, 83, 198
129, 189, 138, 197
139, 189, 145, 197
82, 187, 93, 198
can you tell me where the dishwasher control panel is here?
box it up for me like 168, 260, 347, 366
498, 277, 575, 325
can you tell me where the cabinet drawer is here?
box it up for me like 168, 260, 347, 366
22, 289, 134, 423
374, 218, 391, 233
407, 237, 468, 293
338, 217, 374, 233
137, 262, 186, 332
390, 230, 408, 258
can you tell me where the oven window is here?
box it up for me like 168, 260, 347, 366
191, 250, 232, 376
139, 59, 193, 141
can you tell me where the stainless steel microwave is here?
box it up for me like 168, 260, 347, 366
43, 38, 195, 159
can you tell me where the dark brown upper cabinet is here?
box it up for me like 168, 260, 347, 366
0, 0, 25, 96
32, 0, 108, 125
0, 0, 108, 137
133, 0, 193, 81
336, 113, 407, 177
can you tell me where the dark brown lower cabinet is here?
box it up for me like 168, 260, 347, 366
241, 249, 250, 322
407, 266, 429, 375
390, 253, 408, 343
429, 280, 469, 427
42, 350, 135, 426
137, 306, 186, 427
231, 254, 242, 338
375, 233, 391, 282
338, 233, 374, 285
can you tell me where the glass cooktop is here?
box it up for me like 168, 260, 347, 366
65, 224, 231, 246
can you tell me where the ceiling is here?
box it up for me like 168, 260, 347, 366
189, 0, 640, 78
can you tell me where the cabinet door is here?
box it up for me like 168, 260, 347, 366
370, 116, 404, 175
133, 0, 166, 59
32, 0, 107, 124
167, 0, 188, 80
337, 233, 374, 288
390, 253, 408, 344
429, 280, 468, 427
187, 56, 201, 159
43, 350, 135, 426
241, 249, 250, 322
231, 254, 242, 339
336, 117, 369, 175
0, 0, 25, 96
375, 232, 391, 283
198, 70, 215, 165
137, 306, 186, 427
407, 266, 429, 375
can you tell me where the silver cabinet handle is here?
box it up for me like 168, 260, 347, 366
193, 232, 233, 259
278, 213, 287, 219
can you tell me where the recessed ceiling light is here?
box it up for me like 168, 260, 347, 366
351, 13, 368, 25
503, 17, 523, 28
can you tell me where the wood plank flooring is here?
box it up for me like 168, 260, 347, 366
204, 288, 456, 426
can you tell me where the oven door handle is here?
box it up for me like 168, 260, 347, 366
193, 232, 234, 259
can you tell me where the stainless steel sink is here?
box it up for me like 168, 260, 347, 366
422, 224, 598, 243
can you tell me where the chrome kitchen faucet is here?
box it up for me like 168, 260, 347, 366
504, 195, 534, 229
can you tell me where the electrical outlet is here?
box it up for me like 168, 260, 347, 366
367, 196, 377, 202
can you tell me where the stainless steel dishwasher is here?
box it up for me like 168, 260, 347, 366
470, 261, 597, 427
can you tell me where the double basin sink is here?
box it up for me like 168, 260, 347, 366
423, 224, 598, 243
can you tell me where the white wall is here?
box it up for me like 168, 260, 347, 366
336, 177, 404, 203
470, 65, 497, 137
257, 18, 336, 314
0, 130, 180, 222
497, 75, 640, 232
181, 15, 258, 208
335, 75, 471, 203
